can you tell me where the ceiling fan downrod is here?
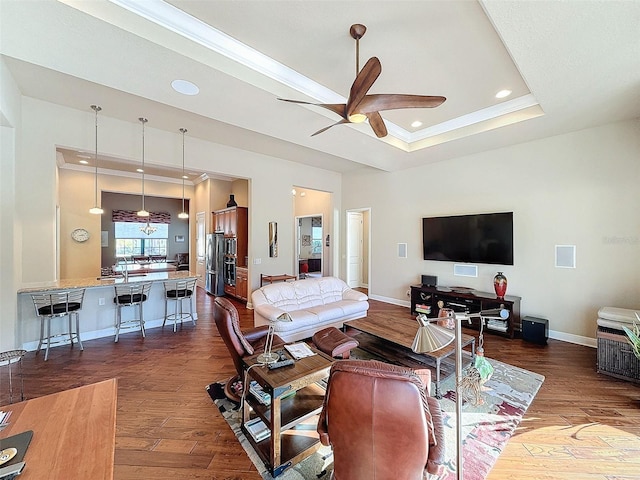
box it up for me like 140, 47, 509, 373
350, 24, 367, 75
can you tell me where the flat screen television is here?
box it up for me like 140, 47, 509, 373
422, 212, 513, 265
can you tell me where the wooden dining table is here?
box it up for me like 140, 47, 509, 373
0, 379, 117, 479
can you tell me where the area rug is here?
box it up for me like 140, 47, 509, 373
432, 358, 545, 480
206, 382, 333, 479
207, 357, 544, 480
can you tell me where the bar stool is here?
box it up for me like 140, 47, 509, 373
31, 289, 85, 361
163, 278, 197, 332
113, 282, 152, 342
0, 349, 27, 403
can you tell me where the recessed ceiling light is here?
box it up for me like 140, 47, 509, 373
79, 160, 89, 165
495, 89, 512, 99
300, 192, 306, 197
411, 120, 423, 128
182, 175, 189, 179
136, 168, 144, 173
171, 79, 200, 96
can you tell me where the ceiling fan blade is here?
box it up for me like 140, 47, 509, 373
311, 119, 350, 136
346, 57, 382, 118
366, 112, 388, 138
355, 94, 446, 114
278, 98, 347, 118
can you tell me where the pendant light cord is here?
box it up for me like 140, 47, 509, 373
94, 106, 100, 204
181, 128, 187, 212
139, 117, 148, 214
90, 105, 102, 214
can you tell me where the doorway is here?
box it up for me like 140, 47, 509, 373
346, 208, 370, 289
295, 215, 323, 279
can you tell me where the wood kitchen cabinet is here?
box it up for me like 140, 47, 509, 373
236, 267, 248, 301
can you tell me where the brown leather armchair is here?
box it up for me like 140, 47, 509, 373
317, 359, 445, 480
213, 297, 285, 399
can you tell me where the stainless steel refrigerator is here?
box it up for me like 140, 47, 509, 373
205, 232, 225, 296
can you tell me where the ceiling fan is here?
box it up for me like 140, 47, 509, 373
278, 24, 446, 138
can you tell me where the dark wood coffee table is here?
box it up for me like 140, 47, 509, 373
345, 317, 475, 398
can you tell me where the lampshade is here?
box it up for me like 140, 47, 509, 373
178, 128, 189, 219
137, 117, 150, 218
411, 321, 455, 353
89, 105, 103, 215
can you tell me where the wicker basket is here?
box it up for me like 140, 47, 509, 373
597, 326, 640, 383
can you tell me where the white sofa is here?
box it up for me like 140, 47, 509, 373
251, 276, 369, 342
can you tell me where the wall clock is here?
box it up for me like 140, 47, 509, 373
71, 228, 90, 243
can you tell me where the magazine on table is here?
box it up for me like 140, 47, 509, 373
284, 342, 316, 360
245, 417, 270, 442
249, 381, 271, 406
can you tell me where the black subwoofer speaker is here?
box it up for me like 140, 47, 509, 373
522, 316, 549, 345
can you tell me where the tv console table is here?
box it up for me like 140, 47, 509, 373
410, 285, 522, 339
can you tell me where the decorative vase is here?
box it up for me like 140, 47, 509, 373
226, 194, 238, 207
494, 272, 507, 298
437, 307, 456, 330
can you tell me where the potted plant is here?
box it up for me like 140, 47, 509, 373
622, 312, 640, 360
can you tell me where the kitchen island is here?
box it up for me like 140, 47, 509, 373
16, 271, 198, 352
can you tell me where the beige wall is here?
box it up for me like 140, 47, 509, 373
231, 179, 249, 208
58, 168, 193, 279
342, 119, 640, 344
0, 94, 341, 348
0, 58, 22, 352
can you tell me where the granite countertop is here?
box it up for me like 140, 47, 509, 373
17, 271, 197, 294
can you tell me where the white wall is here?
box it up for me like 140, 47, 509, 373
0, 57, 22, 352
0, 95, 341, 349
342, 119, 640, 344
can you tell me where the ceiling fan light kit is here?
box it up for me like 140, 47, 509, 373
278, 24, 446, 138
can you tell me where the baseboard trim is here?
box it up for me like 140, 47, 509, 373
548, 330, 596, 348
21, 315, 198, 352
369, 294, 410, 308
369, 295, 596, 348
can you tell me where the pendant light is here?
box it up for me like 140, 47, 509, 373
178, 128, 189, 219
89, 105, 103, 215
137, 117, 156, 235
137, 117, 150, 218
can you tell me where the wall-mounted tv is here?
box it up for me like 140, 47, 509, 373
422, 212, 513, 265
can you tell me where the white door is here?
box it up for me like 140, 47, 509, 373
195, 212, 206, 288
347, 212, 363, 288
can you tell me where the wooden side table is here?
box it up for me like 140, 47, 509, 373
260, 274, 296, 286
241, 347, 333, 477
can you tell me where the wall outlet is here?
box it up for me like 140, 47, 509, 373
98, 297, 105, 306
253, 258, 261, 264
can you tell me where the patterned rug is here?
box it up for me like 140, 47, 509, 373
433, 358, 545, 480
206, 382, 333, 480
207, 357, 544, 480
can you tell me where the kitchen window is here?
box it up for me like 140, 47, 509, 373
114, 222, 168, 256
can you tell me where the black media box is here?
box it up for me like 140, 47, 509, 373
421, 275, 437, 287
522, 316, 549, 345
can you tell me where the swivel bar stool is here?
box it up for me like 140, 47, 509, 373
113, 282, 152, 342
163, 278, 197, 332
31, 289, 85, 361
0, 349, 27, 403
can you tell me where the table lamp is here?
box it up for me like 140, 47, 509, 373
256, 313, 292, 364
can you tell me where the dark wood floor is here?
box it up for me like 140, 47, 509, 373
2, 289, 639, 479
